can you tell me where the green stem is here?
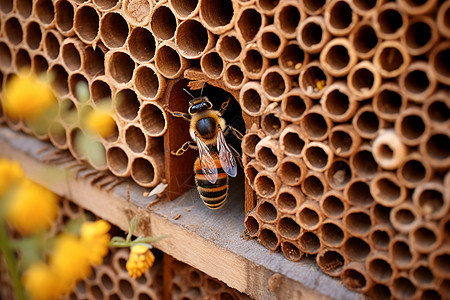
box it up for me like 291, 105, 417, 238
0, 223, 27, 300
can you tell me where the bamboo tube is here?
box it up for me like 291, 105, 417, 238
127, 27, 157, 63
199, 0, 238, 35
392, 274, 418, 299
154, 40, 189, 79
277, 216, 301, 241
34, 0, 55, 27
0, 42, 12, 72
371, 203, 391, 226
410, 222, 442, 254
15, 0, 32, 18
48, 121, 68, 150
373, 41, 411, 79
99, 12, 129, 49
74, 4, 100, 44
256, 24, 287, 60
139, 102, 167, 137
90, 76, 115, 105
368, 283, 392, 300
114, 88, 140, 121
430, 41, 450, 86
277, 156, 307, 186
440, 213, 450, 243
242, 128, 262, 158
43, 30, 63, 62
122, 0, 152, 27
324, 0, 358, 36
280, 88, 312, 123
169, 0, 199, 20
150, 2, 178, 41
200, 49, 223, 80
82, 45, 105, 79
4, 17, 23, 47
111, 247, 128, 274
402, 16, 439, 56
320, 190, 347, 219
244, 159, 262, 189
298, 231, 322, 255
261, 109, 286, 139
399, 61, 437, 103
61, 39, 83, 72
68, 126, 88, 161
351, 0, 383, 17
343, 237, 371, 261
369, 224, 394, 251
326, 159, 352, 191
372, 129, 408, 170
437, 1, 450, 39
373, 2, 408, 40
258, 224, 280, 252
319, 219, 346, 248
48, 64, 69, 97
397, 152, 433, 189
343, 207, 372, 238
299, 0, 328, 16
316, 248, 346, 278
107, 146, 131, 177
279, 41, 309, 76
398, 0, 438, 15
216, 30, 244, 63
411, 261, 435, 291
419, 289, 441, 300
255, 0, 280, 16
300, 105, 332, 141
419, 129, 450, 170
240, 44, 269, 80
349, 20, 379, 60
124, 124, 148, 154
175, 18, 215, 60
239, 81, 268, 117
133, 64, 166, 101
24, 21, 43, 52
59, 96, 79, 126
296, 16, 331, 54
254, 170, 281, 199
353, 104, 384, 139
348, 61, 381, 100
296, 200, 323, 231
302, 141, 334, 172
281, 240, 303, 262
130, 153, 164, 188
320, 38, 357, 78
329, 124, 361, 158
279, 124, 308, 158
276, 185, 303, 214
350, 143, 379, 179
223, 62, 248, 90
68, 72, 89, 102
366, 252, 394, 284
390, 235, 419, 269
424, 90, 450, 130
261, 66, 292, 102
430, 246, 450, 279
371, 172, 407, 207
341, 262, 373, 293
301, 170, 327, 200
244, 210, 260, 238
105, 50, 136, 87
413, 181, 449, 221
320, 81, 357, 122
187, 268, 203, 287
274, 1, 305, 39
235, 6, 266, 43
14, 48, 31, 73
32, 54, 50, 77
373, 82, 406, 122
390, 201, 420, 234
299, 61, 331, 99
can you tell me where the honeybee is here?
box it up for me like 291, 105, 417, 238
167, 87, 243, 209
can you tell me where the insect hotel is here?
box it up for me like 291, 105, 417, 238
0, 0, 449, 299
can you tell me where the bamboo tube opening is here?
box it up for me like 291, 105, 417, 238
150, 5, 177, 41
297, 202, 321, 231
59, 99, 78, 126
36, 0, 55, 25
329, 125, 359, 158
326, 159, 352, 190
125, 125, 146, 153
83, 46, 105, 78
320, 221, 345, 248
107, 146, 129, 176
241, 46, 266, 79
373, 130, 407, 170
49, 64, 69, 96
392, 277, 417, 300
320, 191, 345, 219
0, 0, 12, 13
403, 17, 438, 56
299, 0, 326, 16
278, 158, 305, 186
128, 27, 156, 63
342, 264, 369, 293
281, 241, 302, 262
348, 62, 381, 99
118, 279, 133, 298
298, 231, 321, 254
155, 43, 187, 79
256, 200, 277, 223
17, 0, 32, 17
49, 122, 67, 149
25, 21, 42, 50
430, 249, 450, 278
94, 0, 120, 10
343, 237, 370, 261
317, 249, 345, 277
5, 17, 23, 46
400, 62, 437, 102
261, 67, 290, 101
430, 42, 450, 86
371, 173, 406, 207
420, 289, 440, 300
301, 110, 330, 141
369, 227, 391, 251
224, 64, 246, 90
200, 50, 223, 79
321, 82, 356, 122
320, 40, 356, 78
279, 42, 307, 76
89, 284, 104, 298
236, 7, 263, 42
303, 142, 333, 172
350, 146, 378, 179
244, 213, 259, 237
100, 13, 129, 49
373, 83, 405, 122
299, 63, 330, 99
217, 32, 242, 62
274, 2, 302, 39
239, 82, 266, 116
367, 256, 393, 284
106, 51, 135, 85
254, 171, 279, 198
437, 1, 450, 39
277, 216, 301, 240
325, 1, 356, 35
297, 17, 330, 54
374, 41, 410, 78
350, 22, 378, 60
131, 157, 157, 187
255, 138, 280, 170
280, 127, 306, 157
69, 73, 89, 102
90, 79, 111, 104
169, 0, 199, 19
257, 25, 286, 59
397, 0, 438, 15
375, 4, 407, 40
176, 19, 213, 59
301, 172, 325, 200
410, 224, 440, 253
398, 154, 431, 188
344, 210, 371, 237
396, 109, 429, 146
391, 238, 417, 269
74, 5, 100, 43
353, 105, 381, 139
114, 89, 139, 121
276, 187, 302, 214
244, 161, 259, 187
68, 127, 87, 160
188, 269, 202, 286
421, 131, 450, 169
391, 203, 419, 233
281, 90, 311, 122
32, 55, 49, 75
134, 64, 165, 100
371, 203, 391, 225
0, 42, 12, 70
205, 277, 222, 293
258, 227, 279, 251
62, 43, 81, 72
261, 113, 284, 138
425, 92, 450, 129
242, 132, 261, 158
199, 0, 235, 34
140, 103, 167, 137
256, 0, 279, 15
413, 182, 448, 220
15, 49, 31, 72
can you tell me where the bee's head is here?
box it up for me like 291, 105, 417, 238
188, 97, 213, 115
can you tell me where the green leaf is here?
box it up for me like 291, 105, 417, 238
126, 216, 138, 242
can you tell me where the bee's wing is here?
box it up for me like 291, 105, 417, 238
195, 133, 218, 184
217, 126, 237, 178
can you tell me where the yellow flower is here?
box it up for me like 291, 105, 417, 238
84, 109, 116, 138
80, 220, 111, 265
126, 245, 155, 279
22, 262, 65, 300
3, 72, 56, 120
0, 158, 25, 197
5, 179, 59, 235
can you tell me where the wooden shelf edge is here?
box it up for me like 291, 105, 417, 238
0, 127, 361, 300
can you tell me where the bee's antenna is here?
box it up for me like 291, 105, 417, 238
183, 88, 195, 99
200, 82, 206, 97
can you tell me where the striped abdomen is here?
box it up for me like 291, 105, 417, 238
194, 157, 229, 209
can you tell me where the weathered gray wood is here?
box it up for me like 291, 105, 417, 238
0, 127, 362, 300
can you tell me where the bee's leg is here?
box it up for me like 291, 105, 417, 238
171, 141, 197, 156
163, 105, 191, 121
229, 145, 244, 169
224, 125, 244, 140
219, 98, 231, 116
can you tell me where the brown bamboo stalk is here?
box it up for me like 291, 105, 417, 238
298, 230, 322, 255
320, 81, 357, 122
423, 90, 450, 130
258, 224, 280, 252
319, 219, 347, 248
329, 124, 361, 158
397, 151, 433, 189
343, 206, 372, 238
347, 61, 382, 100
366, 252, 395, 285
437, 1, 450, 39
410, 258, 435, 289
74, 3, 100, 45
300, 105, 333, 141
397, 0, 438, 15
352, 104, 384, 139
235, 6, 267, 43
372, 129, 408, 170
279, 41, 310, 76
430, 246, 450, 279
351, 0, 383, 17
344, 179, 374, 207
298, 0, 328, 16
107, 146, 131, 177
281, 239, 303, 262
23, 20, 43, 54
256, 24, 287, 59
412, 180, 449, 221
341, 262, 373, 293
93, 0, 122, 11
296, 16, 331, 54
369, 224, 395, 252
302, 141, 334, 172
401, 16, 439, 56
319, 38, 357, 78
200, 48, 224, 80
223, 62, 248, 90
124, 123, 148, 154
390, 200, 421, 234
392, 273, 418, 300
105, 50, 136, 87
326, 158, 352, 191
409, 222, 442, 254
279, 124, 309, 157
4, 17, 23, 48
419, 129, 450, 170
390, 235, 419, 270
301, 170, 327, 200
399, 61, 437, 103
299, 61, 331, 99
280, 88, 312, 123
33, 0, 56, 28
14, 48, 32, 74
274, 1, 306, 40
244, 209, 261, 238
276, 185, 304, 214
242, 126, 263, 158
324, 0, 358, 36
373, 82, 406, 122
320, 190, 348, 219
350, 143, 380, 179
139, 102, 168, 137
239, 81, 268, 117
261, 108, 286, 139
373, 40, 411, 78
316, 248, 347, 278
349, 19, 379, 60
99, 12, 130, 49
254, 170, 281, 198
276, 215, 302, 241
371, 203, 392, 226
277, 156, 307, 186
216, 30, 244, 63
130, 153, 164, 187
60, 38, 84, 72
198, 0, 238, 34
175, 18, 215, 59
342, 237, 371, 262
373, 2, 408, 40
240, 44, 269, 80
430, 41, 450, 86
169, 0, 200, 20
150, 2, 178, 41
133, 63, 166, 101
370, 172, 407, 207
261, 66, 292, 102
155, 40, 189, 79
43, 29, 64, 62
244, 159, 262, 189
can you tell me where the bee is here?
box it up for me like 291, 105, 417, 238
167, 86, 243, 209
